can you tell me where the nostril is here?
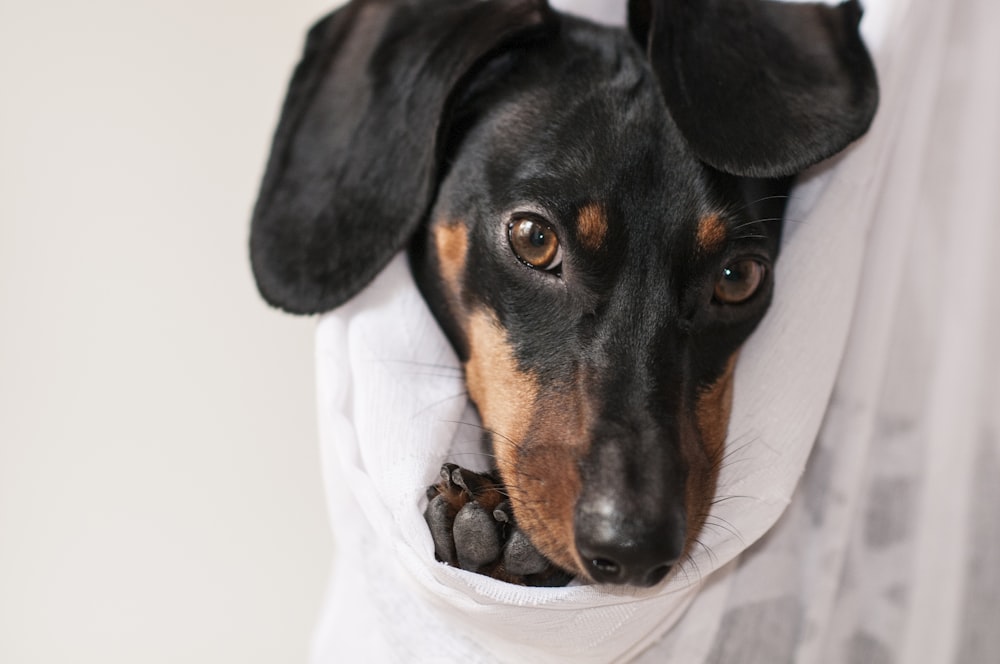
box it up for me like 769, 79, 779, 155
644, 563, 673, 587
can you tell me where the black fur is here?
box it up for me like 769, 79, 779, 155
251, 0, 554, 313
629, 0, 878, 177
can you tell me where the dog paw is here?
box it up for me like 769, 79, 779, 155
424, 463, 573, 587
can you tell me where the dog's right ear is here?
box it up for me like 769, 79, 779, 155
250, 0, 554, 314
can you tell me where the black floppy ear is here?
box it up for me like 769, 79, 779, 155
250, 0, 554, 314
628, 0, 878, 178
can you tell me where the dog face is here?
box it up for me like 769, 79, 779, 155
251, 0, 877, 586
413, 28, 788, 581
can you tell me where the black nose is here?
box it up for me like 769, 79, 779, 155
574, 501, 685, 587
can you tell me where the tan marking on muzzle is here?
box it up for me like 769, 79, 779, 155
464, 312, 590, 575
695, 354, 738, 458
577, 202, 608, 251
504, 381, 594, 575
464, 311, 537, 447
696, 213, 727, 253
683, 353, 739, 555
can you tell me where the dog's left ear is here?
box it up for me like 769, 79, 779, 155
628, 0, 878, 178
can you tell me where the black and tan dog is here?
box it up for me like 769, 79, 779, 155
251, 0, 877, 588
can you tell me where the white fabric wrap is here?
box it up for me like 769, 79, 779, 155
309, 0, 1000, 661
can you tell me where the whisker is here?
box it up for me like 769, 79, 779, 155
442, 450, 497, 462
695, 537, 719, 567
394, 371, 466, 380
678, 546, 704, 586
375, 359, 464, 372
709, 494, 756, 507
699, 515, 745, 545
411, 391, 469, 417
724, 193, 793, 218
727, 215, 807, 235
712, 436, 759, 472
443, 419, 526, 452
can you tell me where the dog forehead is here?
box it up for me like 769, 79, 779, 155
460, 23, 713, 237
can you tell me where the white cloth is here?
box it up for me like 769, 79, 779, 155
309, 0, 1000, 661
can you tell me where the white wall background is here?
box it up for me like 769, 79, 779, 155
0, 1, 339, 662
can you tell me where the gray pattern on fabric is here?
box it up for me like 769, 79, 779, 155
846, 631, 894, 664
706, 598, 803, 664
956, 432, 1000, 664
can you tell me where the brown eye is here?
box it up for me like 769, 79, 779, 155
714, 259, 766, 304
508, 217, 562, 271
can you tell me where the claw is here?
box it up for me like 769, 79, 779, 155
493, 500, 511, 524
441, 463, 459, 489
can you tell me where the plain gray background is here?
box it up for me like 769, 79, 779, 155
1, 1, 338, 661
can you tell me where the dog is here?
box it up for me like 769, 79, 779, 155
250, 0, 877, 588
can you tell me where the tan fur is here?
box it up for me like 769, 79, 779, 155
463, 311, 591, 575
504, 377, 595, 575
577, 202, 608, 251
683, 353, 738, 555
696, 213, 727, 253
433, 221, 468, 310
464, 311, 538, 447
695, 354, 738, 460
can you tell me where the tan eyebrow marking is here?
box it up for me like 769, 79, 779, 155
696, 213, 728, 252
577, 202, 608, 251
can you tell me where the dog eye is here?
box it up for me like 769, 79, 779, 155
714, 259, 766, 304
508, 217, 563, 271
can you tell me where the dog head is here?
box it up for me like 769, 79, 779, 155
251, 0, 877, 586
